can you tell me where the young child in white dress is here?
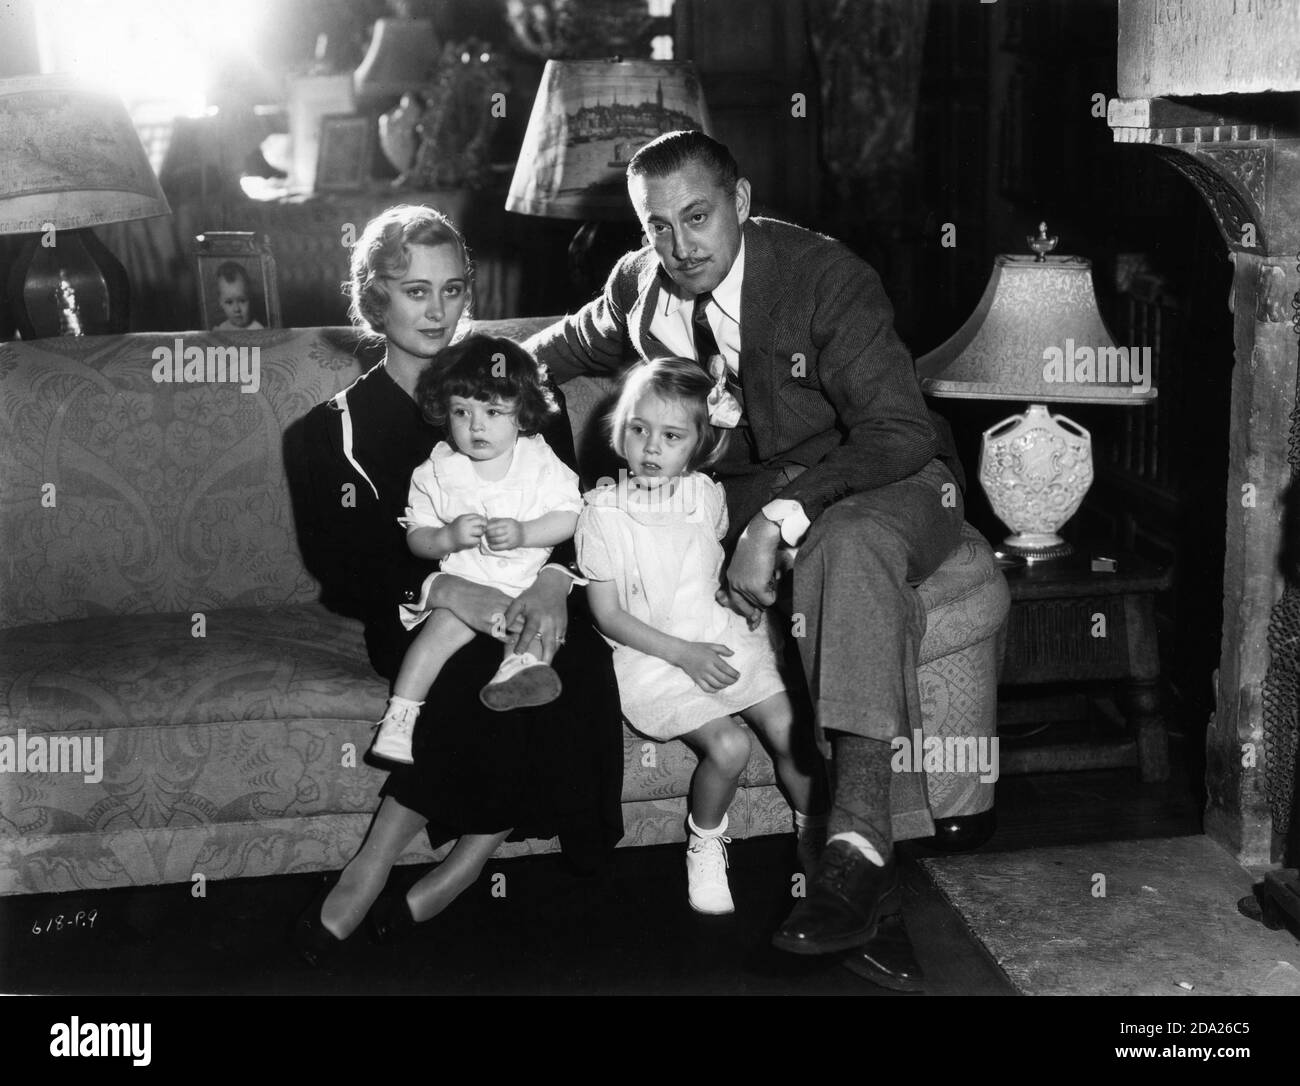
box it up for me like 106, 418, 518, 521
370, 335, 582, 764
575, 357, 828, 914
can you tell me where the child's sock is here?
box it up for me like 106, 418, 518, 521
370, 695, 423, 765
825, 733, 894, 866
687, 811, 729, 839
792, 809, 828, 873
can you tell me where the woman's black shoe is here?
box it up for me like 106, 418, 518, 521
367, 884, 419, 945
290, 878, 350, 969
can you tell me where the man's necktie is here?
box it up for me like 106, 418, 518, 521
692, 292, 743, 428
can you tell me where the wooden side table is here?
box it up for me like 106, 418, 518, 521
998, 547, 1173, 782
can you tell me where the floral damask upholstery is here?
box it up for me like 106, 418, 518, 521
0, 322, 1007, 896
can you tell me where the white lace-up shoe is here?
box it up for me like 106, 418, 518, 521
479, 651, 562, 711
370, 698, 421, 764
686, 831, 735, 915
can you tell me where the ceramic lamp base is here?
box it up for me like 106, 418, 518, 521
979, 403, 1093, 565
998, 533, 1076, 562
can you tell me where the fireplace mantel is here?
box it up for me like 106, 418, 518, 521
1108, 0, 1300, 865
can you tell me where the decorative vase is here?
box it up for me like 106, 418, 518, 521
378, 92, 423, 175
979, 402, 1093, 560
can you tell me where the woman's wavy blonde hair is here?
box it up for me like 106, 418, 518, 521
347, 204, 474, 341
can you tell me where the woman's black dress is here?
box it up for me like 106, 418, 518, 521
288, 361, 624, 868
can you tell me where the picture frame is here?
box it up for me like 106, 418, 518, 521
315, 113, 373, 193
194, 232, 282, 331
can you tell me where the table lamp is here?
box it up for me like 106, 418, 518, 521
917, 224, 1157, 562
0, 74, 171, 340
506, 58, 712, 292
353, 17, 439, 107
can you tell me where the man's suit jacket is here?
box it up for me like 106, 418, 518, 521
527, 216, 963, 524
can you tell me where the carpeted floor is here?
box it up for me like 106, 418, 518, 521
0, 836, 1014, 996
920, 835, 1300, 996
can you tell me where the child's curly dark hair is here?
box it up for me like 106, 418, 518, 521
416, 334, 559, 437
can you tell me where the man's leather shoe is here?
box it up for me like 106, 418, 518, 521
842, 912, 925, 992
771, 840, 900, 955
927, 808, 996, 852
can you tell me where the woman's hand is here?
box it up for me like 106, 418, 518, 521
672, 642, 739, 692
719, 515, 781, 629
503, 566, 570, 660
427, 575, 519, 640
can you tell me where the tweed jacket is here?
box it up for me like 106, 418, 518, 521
527, 216, 960, 523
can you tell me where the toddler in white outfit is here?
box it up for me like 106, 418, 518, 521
576, 357, 827, 914
370, 335, 581, 764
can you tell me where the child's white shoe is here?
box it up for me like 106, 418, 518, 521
686, 816, 734, 915
370, 696, 422, 764
479, 651, 562, 712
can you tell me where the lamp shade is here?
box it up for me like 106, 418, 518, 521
0, 74, 170, 235
917, 254, 1156, 405
353, 18, 438, 104
506, 58, 712, 221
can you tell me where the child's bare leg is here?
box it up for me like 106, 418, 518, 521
393, 608, 476, 700
743, 692, 830, 870
679, 716, 750, 914
681, 716, 752, 828
741, 692, 828, 815
373, 609, 475, 763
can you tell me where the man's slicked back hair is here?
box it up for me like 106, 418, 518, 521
626, 130, 739, 195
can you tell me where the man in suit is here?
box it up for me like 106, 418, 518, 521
529, 131, 964, 987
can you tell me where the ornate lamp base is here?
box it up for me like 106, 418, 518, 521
998, 533, 1076, 562
979, 403, 1093, 565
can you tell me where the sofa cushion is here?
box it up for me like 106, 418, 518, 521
0, 604, 393, 844
917, 523, 1009, 664
0, 330, 370, 629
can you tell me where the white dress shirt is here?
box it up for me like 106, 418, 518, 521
646, 240, 811, 545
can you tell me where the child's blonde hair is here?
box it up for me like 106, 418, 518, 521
608, 357, 729, 471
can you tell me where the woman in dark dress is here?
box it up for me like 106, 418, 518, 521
289, 205, 623, 958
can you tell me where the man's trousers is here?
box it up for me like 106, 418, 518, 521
721, 457, 965, 841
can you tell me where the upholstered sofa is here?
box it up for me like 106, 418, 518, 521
0, 322, 1009, 896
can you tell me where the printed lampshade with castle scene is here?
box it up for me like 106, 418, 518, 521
507, 58, 713, 221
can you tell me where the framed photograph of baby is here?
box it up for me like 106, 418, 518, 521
194, 232, 282, 331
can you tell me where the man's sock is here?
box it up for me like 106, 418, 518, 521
826, 733, 895, 865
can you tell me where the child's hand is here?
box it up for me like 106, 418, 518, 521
448, 513, 488, 550
484, 517, 524, 550
674, 642, 739, 692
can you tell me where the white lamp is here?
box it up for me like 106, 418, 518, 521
917, 225, 1158, 561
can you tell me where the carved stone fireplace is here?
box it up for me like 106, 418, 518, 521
1108, 0, 1299, 865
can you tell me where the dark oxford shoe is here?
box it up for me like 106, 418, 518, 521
842, 912, 925, 992
771, 840, 901, 955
